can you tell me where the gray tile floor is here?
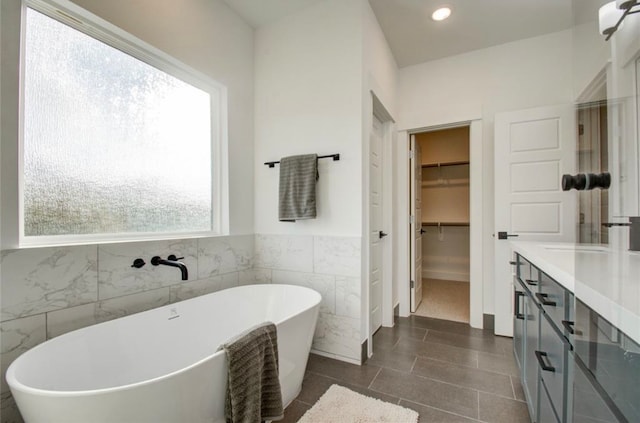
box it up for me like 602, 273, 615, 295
282, 315, 531, 423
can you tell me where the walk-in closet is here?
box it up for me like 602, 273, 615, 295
414, 126, 470, 323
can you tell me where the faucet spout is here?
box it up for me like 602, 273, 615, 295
151, 256, 189, 280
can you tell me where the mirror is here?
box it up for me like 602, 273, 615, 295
572, 0, 640, 247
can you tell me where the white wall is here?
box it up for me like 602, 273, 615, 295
398, 30, 573, 315
254, 0, 366, 361
361, 0, 398, 332
254, 0, 364, 236
422, 228, 470, 282
0, 0, 20, 247
572, 20, 610, 100
254, 0, 397, 358
362, 1, 398, 117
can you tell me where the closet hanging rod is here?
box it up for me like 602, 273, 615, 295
264, 154, 340, 168
422, 221, 470, 227
422, 160, 469, 169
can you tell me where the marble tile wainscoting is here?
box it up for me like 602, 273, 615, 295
0, 234, 255, 423
0, 233, 361, 422
254, 234, 362, 364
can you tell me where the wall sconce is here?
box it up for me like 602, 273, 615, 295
599, 0, 640, 41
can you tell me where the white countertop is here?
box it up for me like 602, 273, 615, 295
510, 241, 640, 345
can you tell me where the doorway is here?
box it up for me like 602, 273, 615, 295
397, 120, 482, 329
411, 126, 471, 323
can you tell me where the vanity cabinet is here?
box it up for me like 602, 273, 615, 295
514, 253, 635, 423
514, 265, 541, 421
514, 253, 573, 423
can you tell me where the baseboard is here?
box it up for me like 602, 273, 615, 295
310, 349, 361, 365
422, 270, 470, 282
361, 339, 368, 364
483, 314, 495, 331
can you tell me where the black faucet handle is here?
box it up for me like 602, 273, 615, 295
167, 254, 184, 261
562, 172, 611, 191
131, 258, 146, 268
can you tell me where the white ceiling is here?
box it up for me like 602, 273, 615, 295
222, 0, 325, 28
223, 0, 578, 68
370, 0, 573, 67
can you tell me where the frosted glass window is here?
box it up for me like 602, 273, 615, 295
23, 8, 215, 238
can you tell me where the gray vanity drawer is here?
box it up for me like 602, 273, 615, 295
540, 378, 561, 423
538, 271, 568, 331
517, 254, 539, 292
539, 313, 568, 422
524, 291, 540, 421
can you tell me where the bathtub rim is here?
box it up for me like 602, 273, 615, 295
6, 284, 321, 398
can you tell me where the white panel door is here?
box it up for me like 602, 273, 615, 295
494, 104, 577, 336
410, 136, 423, 312
370, 115, 383, 336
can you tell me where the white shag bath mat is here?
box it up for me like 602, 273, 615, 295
297, 384, 419, 423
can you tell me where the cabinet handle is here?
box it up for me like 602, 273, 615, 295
514, 291, 525, 320
535, 350, 556, 372
509, 261, 517, 265
525, 279, 538, 286
562, 320, 575, 335
535, 292, 556, 307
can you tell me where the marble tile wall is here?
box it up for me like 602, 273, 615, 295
0, 233, 362, 422
255, 234, 362, 362
0, 234, 254, 423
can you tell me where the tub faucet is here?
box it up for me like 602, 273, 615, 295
151, 255, 188, 280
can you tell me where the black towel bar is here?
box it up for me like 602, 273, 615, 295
264, 154, 340, 168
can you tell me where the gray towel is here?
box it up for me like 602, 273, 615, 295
278, 154, 319, 221
219, 322, 283, 423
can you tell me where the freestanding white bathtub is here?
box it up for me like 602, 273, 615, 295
7, 284, 321, 423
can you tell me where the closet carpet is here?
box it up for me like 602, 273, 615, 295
414, 278, 470, 323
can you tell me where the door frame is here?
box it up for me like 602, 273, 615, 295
398, 120, 484, 329
409, 134, 423, 313
364, 92, 395, 359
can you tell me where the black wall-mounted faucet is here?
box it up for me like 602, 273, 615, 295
602, 218, 640, 252
151, 255, 189, 280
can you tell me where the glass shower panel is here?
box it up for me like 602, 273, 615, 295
572, 1, 640, 422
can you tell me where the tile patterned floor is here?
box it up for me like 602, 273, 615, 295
282, 315, 531, 423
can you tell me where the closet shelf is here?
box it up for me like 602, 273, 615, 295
422, 160, 469, 169
422, 221, 470, 227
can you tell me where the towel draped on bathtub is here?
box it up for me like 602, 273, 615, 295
218, 322, 283, 423
278, 154, 319, 222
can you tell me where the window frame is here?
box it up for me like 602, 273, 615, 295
16, 0, 229, 248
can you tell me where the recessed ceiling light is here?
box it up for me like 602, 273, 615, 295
431, 7, 451, 21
